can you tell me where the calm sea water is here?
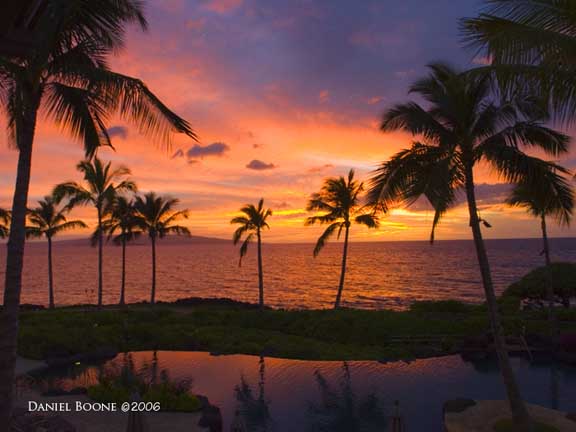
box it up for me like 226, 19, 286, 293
34, 351, 576, 431
2, 237, 575, 309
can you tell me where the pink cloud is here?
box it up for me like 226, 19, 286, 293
203, 0, 243, 14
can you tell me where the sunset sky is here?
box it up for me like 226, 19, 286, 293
1, 0, 575, 242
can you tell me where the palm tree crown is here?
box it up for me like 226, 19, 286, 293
27, 196, 87, 240
506, 170, 574, 227
96, 196, 140, 245
462, 0, 576, 122
134, 192, 190, 239
306, 169, 379, 256
231, 199, 273, 265
54, 157, 136, 210
368, 62, 570, 241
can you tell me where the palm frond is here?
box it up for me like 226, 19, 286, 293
238, 233, 254, 267
313, 222, 342, 257
44, 82, 112, 157
354, 213, 380, 228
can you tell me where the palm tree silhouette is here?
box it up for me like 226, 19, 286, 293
232, 357, 273, 431
462, 0, 576, 122
54, 158, 136, 307
230, 199, 273, 309
0, 1, 196, 422
307, 363, 387, 432
306, 170, 379, 309
26, 195, 87, 309
506, 168, 574, 335
368, 63, 570, 431
95, 196, 141, 306
134, 192, 190, 305
0, 209, 10, 239
506, 173, 574, 267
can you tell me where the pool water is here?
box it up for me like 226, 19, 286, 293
32, 351, 576, 431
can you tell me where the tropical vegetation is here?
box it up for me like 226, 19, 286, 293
2, 0, 576, 430
16, 300, 576, 363
306, 169, 379, 309
504, 263, 576, 309
134, 192, 190, 305
462, 0, 576, 123
54, 158, 136, 307
26, 195, 87, 309
231, 199, 273, 309
0, 0, 196, 424
367, 62, 571, 430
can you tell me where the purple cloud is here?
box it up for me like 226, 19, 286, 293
246, 159, 276, 170
107, 126, 128, 139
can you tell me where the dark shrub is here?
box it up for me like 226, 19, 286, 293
503, 263, 576, 307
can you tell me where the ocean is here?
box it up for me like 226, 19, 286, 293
2, 237, 575, 309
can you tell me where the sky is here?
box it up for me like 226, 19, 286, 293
0, 0, 575, 242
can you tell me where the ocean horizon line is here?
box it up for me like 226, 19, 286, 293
8, 235, 576, 246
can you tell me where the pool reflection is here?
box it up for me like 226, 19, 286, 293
30, 351, 576, 431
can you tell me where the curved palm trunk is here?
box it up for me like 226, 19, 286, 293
464, 167, 533, 431
120, 235, 126, 306
257, 229, 264, 309
541, 214, 557, 336
97, 206, 103, 308
48, 236, 54, 309
150, 235, 157, 305
0, 100, 39, 427
334, 224, 350, 309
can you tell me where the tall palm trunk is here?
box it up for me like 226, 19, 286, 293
334, 223, 350, 309
97, 206, 103, 308
257, 229, 264, 309
150, 235, 156, 305
120, 234, 126, 306
541, 215, 551, 266
0, 97, 39, 427
541, 214, 557, 335
464, 165, 533, 431
48, 236, 54, 309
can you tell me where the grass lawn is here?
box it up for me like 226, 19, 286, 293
17, 299, 576, 361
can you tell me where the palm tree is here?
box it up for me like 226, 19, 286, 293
306, 363, 387, 432
133, 192, 190, 305
26, 195, 87, 309
230, 199, 273, 309
0, 209, 10, 239
306, 170, 379, 309
54, 158, 136, 307
462, 0, 576, 123
95, 196, 140, 306
0, 1, 196, 424
507, 173, 574, 267
506, 169, 574, 333
368, 63, 570, 431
